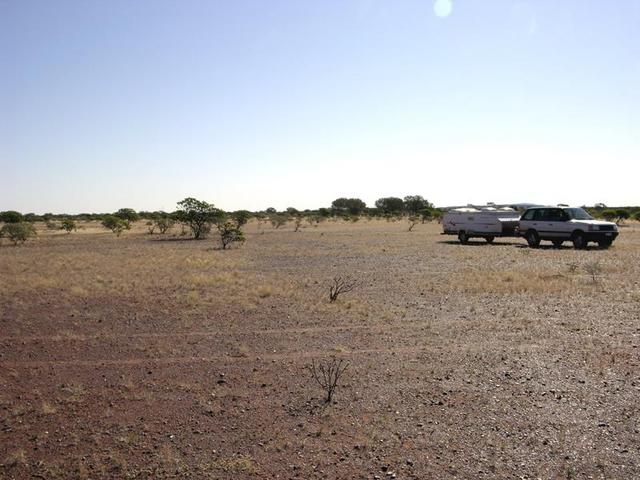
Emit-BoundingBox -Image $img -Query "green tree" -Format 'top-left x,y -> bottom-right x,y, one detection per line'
375,197 -> 404,215
153,217 -> 175,234
331,198 -> 367,216
232,210 -> 252,227
403,195 -> 433,215
217,221 -> 245,249
114,208 -> 139,223
318,208 -> 332,218
175,197 -> 224,239
614,209 -> 630,224
101,215 -> 130,236
418,207 -> 435,223
0,211 -> 23,223
0,222 -> 37,245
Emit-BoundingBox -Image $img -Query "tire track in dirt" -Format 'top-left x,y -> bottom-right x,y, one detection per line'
0,320 -> 437,343
1,345 -> 433,369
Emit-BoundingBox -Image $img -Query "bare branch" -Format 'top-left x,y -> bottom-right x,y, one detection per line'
329,275 -> 358,303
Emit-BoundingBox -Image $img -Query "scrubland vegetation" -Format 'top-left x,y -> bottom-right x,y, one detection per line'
1,200 -> 640,479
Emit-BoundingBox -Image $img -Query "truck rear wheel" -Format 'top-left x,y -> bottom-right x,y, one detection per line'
525,230 -> 540,248
458,231 -> 469,244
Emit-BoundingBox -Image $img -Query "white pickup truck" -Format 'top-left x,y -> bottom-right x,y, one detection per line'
442,206 -> 521,244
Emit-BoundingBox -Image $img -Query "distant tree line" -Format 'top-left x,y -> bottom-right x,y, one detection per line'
3,201 -> 639,246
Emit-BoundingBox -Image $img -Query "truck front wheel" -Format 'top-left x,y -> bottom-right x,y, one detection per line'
458,231 -> 469,244
572,232 -> 587,249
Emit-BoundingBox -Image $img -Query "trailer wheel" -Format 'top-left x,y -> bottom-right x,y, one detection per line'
458,231 -> 469,244
552,240 -> 563,248
525,230 -> 540,248
485,236 -> 495,244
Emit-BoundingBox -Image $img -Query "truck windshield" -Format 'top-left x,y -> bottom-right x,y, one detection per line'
565,208 -> 593,220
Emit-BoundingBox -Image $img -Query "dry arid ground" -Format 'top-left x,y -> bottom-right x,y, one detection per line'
1,219 -> 640,479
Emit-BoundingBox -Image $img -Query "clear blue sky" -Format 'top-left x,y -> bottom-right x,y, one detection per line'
1,0 -> 638,213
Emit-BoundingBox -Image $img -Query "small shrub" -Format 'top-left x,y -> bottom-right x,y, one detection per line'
329,275 -> 358,303
407,215 -> 419,232
60,218 -> 77,234
566,262 -> 579,274
294,217 -> 303,232
217,221 -> 245,249
0,222 -> 37,245
307,357 -> 349,404
101,215 -> 130,236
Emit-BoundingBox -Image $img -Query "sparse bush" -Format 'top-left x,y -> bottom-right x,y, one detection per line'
217,221 -> 245,249
146,220 -> 156,234
60,218 -> 77,234
584,261 -> 602,284
0,222 -> 37,245
329,275 -> 358,302
154,217 -> 175,234
269,214 -> 288,229
45,220 -> 59,230
407,215 -> 419,232
307,357 -> 349,404
101,215 -> 130,236
176,197 -> 224,239
294,217 -> 303,232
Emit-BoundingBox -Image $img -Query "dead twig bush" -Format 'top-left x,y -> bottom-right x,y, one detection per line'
329,275 -> 358,302
584,261 -> 602,284
307,357 -> 349,404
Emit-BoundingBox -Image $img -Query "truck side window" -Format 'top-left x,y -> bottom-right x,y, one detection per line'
547,209 -> 563,221
522,210 -> 535,220
533,209 -> 547,221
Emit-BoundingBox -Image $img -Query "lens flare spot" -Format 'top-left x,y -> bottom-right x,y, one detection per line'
434,0 -> 453,18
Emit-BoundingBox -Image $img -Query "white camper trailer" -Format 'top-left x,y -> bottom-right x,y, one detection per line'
442,206 -> 521,244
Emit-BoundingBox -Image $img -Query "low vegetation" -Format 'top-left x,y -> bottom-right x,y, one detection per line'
0,222 -> 36,245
